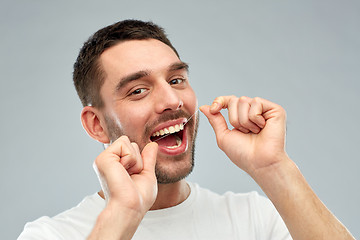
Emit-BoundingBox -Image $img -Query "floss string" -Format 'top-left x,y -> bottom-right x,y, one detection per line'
153,108 -> 199,142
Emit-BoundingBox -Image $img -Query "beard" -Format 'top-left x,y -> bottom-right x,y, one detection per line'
104,110 -> 199,184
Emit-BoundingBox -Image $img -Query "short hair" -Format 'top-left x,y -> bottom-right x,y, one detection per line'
73,19 -> 179,108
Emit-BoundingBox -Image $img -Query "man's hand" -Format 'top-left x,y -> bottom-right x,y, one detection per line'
200,95 -> 288,177
201,95 -> 354,240
94,136 -> 158,213
88,136 -> 158,240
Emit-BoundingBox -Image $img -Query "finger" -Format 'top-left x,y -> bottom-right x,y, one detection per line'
107,136 -> 141,175
93,149 -> 134,201
126,142 -> 143,175
200,105 -> 229,143
141,142 -> 158,173
248,97 -> 266,129
227,96 -> 241,129
236,125 -> 251,134
237,97 -> 261,133
255,97 -> 286,122
106,135 -> 132,157
209,95 -> 235,114
210,96 -> 259,132
94,136 -> 130,173
226,96 -> 259,133
117,137 -> 138,168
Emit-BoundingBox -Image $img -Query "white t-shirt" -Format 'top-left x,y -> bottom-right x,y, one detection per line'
18,182 -> 291,239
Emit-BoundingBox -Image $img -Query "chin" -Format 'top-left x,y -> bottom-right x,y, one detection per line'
155,150 -> 195,184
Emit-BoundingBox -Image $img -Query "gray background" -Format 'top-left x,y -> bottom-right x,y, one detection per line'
1,0 -> 359,239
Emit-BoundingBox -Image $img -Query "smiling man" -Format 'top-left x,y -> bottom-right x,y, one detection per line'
84,39 -> 198,186
18,20 -> 354,240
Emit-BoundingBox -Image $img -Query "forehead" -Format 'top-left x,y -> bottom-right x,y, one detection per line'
100,39 -> 181,78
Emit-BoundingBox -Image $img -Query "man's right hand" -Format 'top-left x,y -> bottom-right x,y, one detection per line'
88,136 -> 158,240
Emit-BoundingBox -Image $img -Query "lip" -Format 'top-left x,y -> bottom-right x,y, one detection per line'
150,118 -> 188,155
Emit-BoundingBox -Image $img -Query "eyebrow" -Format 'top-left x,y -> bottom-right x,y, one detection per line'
169,61 -> 189,72
115,70 -> 150,92
115,61 -> 189,92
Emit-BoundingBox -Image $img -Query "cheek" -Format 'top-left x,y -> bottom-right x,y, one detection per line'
184,89 -> 198,112
117,105 -> 151,135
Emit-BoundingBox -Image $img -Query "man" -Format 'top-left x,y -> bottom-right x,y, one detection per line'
19,20 -> 354,239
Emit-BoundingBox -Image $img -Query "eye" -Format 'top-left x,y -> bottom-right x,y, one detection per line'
169,78 -> 184,85
130,88 -> 146,95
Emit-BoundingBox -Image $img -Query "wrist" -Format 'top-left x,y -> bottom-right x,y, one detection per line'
248,152 -> 291,179
105,199 -> 145,224
88,201 -> 145,240
251,154 -> 299,198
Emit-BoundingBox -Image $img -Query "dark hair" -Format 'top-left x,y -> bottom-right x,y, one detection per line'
73,19 -> 179,108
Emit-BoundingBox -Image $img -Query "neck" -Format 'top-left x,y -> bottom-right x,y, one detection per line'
98,179 -> 190,210
150,179 -> 190,210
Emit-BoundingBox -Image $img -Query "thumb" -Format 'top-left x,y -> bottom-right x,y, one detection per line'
141,142 -> 158,172
200,105 -> 229,138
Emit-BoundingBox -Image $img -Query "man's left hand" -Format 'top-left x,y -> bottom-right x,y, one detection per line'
200,96 -> 288,177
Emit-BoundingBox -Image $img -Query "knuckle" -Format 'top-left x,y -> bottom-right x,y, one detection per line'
95,152 -> 104,165
214,96 -> 223,102
129,163 -> 143,174
240,119 -> 255,130
228,95 -> 237,104
131,142 -> 140,151
252,97 -> 261,103
279,105 -> 285,113
229,95 -> 238,104
249,112 -> 257,121
119,135 -> 130,142
276,105 -> 286,116
120,156 -> 134,168
239,117 -> 249,126
239,96 -> 249,103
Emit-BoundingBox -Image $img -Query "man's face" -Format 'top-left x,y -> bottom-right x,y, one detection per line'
98,39 -> 198,183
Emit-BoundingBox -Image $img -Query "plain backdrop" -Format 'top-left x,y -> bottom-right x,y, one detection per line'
1,0 -> 359,239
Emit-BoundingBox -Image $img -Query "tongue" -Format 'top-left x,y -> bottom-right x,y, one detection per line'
155,134 -> 178,147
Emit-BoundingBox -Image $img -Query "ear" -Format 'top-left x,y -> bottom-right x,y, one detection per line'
81,106 -> 110,144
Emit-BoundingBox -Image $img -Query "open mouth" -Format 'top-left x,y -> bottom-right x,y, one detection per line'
150,122 -> 185,149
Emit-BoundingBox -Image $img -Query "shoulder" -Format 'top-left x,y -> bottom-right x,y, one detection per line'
18,193 -> 105,240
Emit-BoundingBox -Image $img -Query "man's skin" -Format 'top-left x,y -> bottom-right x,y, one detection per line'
80,39 -> 354,239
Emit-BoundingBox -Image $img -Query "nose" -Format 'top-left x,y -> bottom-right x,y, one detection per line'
154,82 -> 183,113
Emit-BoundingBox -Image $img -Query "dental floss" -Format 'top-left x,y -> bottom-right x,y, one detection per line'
153,107 -> 200,142
103,108 -> 200,148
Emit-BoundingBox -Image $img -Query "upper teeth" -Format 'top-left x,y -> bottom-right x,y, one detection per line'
152,123 -> 184,137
